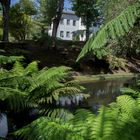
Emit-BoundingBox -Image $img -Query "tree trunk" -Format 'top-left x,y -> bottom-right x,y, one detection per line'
52,0 -> 64,48
86,24 -> 90,41
85,10 -> 91,41
0,0 -> 10,42
52,18 -> 60,39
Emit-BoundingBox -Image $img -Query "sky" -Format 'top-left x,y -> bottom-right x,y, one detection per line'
11,0 -> 72,9
11,0 -> 18,5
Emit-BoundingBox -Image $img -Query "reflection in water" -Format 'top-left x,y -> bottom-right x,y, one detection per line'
56,77 -> 138,113
80,77 -> 137,112
57,95 -> 84,106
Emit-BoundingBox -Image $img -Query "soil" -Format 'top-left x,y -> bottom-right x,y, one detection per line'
0,41 -> 139,75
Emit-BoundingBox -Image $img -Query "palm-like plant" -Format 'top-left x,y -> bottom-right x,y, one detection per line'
76,1 -> 140,61
16,81 -> 140,140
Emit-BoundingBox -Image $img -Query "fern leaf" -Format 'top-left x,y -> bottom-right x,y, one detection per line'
91,107 -> 116,140
0,55 -> 24,64
77,3 -> 140,61
29,66 -> 72,92
15,117 -> 83,140
0,87 -> 28,111
116,95 -> 136,123
11,61 -> 24,76
24,61 -> 39,75
121,87 -> 139,98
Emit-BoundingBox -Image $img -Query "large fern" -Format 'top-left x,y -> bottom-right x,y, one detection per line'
77,2 -> 140,61
0,61 -> 88,118
0,87 -> 28,111
15,117 -> 83,140
15,80 -> 140,140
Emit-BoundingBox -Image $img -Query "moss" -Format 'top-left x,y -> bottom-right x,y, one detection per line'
74,73 -> 140,83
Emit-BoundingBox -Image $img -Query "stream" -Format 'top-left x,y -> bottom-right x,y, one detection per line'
80,77 -> 139,112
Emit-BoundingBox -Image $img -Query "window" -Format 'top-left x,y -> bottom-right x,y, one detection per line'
66,31 -> 70,38
60,19 -> 64,24
60,31 -> 64,38
73,20 -> 76,26
67,19 -> 70,25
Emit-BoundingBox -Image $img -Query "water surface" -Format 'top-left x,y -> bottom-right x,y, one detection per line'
80,77 -> 138,112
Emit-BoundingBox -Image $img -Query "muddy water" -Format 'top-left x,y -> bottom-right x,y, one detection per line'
80,77 -> 138,112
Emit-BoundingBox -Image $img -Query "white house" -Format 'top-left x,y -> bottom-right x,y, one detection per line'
48,11 -> 87,41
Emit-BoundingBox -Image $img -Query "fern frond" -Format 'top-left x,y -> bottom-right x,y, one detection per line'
71,109 -> 95,139
11,61 -> 25,76
24,61 -> 39,75
15,117 -> 83,140
121,87 -> 140,98
28,80 -> 63,104
90,107 -> 116,140
0,55 -> 24,64
116,95 -> 136,122
77,3 -> 140,61
29,66 -> 72,92
0,87 -> 28,111
40,108 -> 74,120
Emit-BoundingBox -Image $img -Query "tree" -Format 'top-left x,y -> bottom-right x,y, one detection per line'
97,0 -> 140,58
38,0 -> 64,47
19,0 -> 37,16
76,1 -> 140,61
97,0 -> 137,22
72,0 -> 100,40
9,4 -> 31,41
0,0 -> 11,42
51,0 -> 64,40
37,0 -> 58,34
9,0 -> 37,41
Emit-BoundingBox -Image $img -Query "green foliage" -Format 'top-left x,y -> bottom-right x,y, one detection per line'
38,0 -> 58,25
35,32 -> 53,47
0,87 -> 28,111
9,3 -> 33,41
0,16 -> 2,40
15,117 -> 81,140
77,3 -> 140,61
19,0 -> 37,16
72,0 -> 100,39
97,0 -> 137,22
0,55 -> 24,65
15,80 -> 140,140
0,58 -> 88,117
107,55 -> 127,70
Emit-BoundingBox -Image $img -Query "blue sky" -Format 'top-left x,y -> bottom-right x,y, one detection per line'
11,0 -> 72,9
11,0 -> 18,5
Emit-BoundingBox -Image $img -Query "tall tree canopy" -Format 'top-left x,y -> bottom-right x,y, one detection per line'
38,0 -> 64,47
72,0 -> 100,40
97,0 -> 137,22
9,0 -> 37,41
38,0 -> 64,46
19,0 -> 37,16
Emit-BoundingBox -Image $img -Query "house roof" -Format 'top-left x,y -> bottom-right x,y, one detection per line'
63,11 -> 76,15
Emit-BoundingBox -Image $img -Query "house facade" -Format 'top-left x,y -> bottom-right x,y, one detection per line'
48,11 -> 86,41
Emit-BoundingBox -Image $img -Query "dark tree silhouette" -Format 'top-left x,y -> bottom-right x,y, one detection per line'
0,0 -> 11,42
